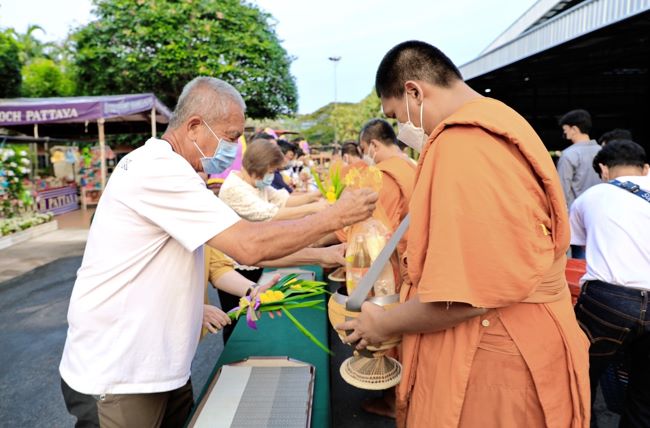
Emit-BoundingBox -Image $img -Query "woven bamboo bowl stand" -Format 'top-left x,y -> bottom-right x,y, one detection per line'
328,288 -> 402,390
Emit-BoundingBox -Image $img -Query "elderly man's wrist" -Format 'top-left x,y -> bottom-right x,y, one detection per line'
320,207 -> 343,232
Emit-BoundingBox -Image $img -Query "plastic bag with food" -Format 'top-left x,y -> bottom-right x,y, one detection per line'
342,166 -> 397,297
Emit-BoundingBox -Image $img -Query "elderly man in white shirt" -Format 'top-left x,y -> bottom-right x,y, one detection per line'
59,76 -> 377,428
570,139 -> 650,427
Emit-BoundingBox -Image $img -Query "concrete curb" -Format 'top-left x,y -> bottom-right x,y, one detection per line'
0,220 -> 59,251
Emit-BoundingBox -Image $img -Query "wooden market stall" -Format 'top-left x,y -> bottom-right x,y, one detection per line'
0,94 -> 172,208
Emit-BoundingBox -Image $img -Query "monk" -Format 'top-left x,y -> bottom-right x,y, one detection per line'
339,40 -> 590,427
358,118 -> 415,287
357,118 -> 417,418
340,141 -> 368,177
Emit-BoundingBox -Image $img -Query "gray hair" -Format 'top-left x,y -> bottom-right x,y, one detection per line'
168,76 -> 246,129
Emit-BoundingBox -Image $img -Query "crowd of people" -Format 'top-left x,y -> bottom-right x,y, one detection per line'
57,40 -> 649,428
556,108 -> 650,427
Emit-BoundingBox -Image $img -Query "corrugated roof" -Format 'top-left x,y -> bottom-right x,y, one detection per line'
461,0 -> 650,80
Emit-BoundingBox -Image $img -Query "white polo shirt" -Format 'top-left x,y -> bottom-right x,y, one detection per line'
59,138 -> 241,394
570,175 -> 650,289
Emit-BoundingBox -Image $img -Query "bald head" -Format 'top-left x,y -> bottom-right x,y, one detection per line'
375,40 -> 462,99
360,119 -> 397,147
168,76 -> 246,129
341,142 -> 362,158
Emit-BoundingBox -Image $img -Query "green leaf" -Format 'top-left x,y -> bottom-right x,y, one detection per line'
282,307 -> 333,355
311,168 -> 327,197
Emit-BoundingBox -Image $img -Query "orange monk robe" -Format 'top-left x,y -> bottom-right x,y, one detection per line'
375,157 -> 416,286
397,98 -> 590,427
340,159 -> 368,178
335,157 -> 415,287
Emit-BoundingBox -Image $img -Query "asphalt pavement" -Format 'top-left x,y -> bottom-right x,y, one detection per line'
0,256 -> 224,427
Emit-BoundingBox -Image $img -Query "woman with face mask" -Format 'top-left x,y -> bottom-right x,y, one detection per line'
218,139 -> 327,224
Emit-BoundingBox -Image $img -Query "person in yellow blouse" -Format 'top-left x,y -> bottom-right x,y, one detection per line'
202,244 -> 345,341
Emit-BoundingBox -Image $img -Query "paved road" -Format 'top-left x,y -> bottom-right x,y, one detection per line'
0,256 -> 223,427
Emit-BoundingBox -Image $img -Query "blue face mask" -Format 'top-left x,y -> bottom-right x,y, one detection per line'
194,119 -> 239,174
255,172 -> 275,189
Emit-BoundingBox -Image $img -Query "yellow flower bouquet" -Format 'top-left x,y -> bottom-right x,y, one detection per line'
227,274 -> 332,354
311,160 -> 345,203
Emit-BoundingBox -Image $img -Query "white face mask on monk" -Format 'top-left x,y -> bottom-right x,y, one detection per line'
362,143 -> 376,166
396,92 -> 428,153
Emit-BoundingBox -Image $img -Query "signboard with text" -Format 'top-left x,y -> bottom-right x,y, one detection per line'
36,185 -> 79,216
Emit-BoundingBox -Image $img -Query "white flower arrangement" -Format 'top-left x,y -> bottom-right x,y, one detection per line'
1,146 -> 36,218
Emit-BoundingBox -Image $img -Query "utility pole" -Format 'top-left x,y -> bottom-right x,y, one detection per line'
328,56 -> 341,144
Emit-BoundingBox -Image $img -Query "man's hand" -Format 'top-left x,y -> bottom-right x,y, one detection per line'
203,304 -> 231,334
330,188 -> 378,228
336,302 -> 390,350
316,244 -> 346,268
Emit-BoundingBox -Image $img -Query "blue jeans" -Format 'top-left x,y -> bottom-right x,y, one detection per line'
575,280 -> 650,428
571,245 -> 586,260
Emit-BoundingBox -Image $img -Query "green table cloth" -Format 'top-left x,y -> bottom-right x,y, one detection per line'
194,266 -> 330,428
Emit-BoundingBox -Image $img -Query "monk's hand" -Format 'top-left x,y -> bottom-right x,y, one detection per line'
318,243 -> 346,268
336,302 -> 389,350
331,188 -> 378,228
203,304 -> 231,334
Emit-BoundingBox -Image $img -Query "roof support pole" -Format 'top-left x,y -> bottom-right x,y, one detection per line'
98,118 -> 106,190
32,124 -> 39,177
151,107 -> 157,137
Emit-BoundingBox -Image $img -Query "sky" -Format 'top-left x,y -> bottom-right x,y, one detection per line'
0,0 -> 538,114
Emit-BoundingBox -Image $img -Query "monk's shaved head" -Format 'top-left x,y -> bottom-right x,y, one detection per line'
375,40 -> 462,99
360,119 -> 397,147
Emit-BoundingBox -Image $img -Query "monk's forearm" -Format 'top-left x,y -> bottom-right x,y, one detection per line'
380,296 -> 487,337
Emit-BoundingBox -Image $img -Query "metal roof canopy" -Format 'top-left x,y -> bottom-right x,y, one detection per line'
461,0 -> 650,81
480,0 -> 580,55
464,10 -> 649,151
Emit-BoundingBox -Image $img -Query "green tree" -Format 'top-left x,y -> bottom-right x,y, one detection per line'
9,25 -> 55,63
21,58 -> 76,97
0,30 -> 22,97
296,92 -> 383,145
73,0 -> 297,118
